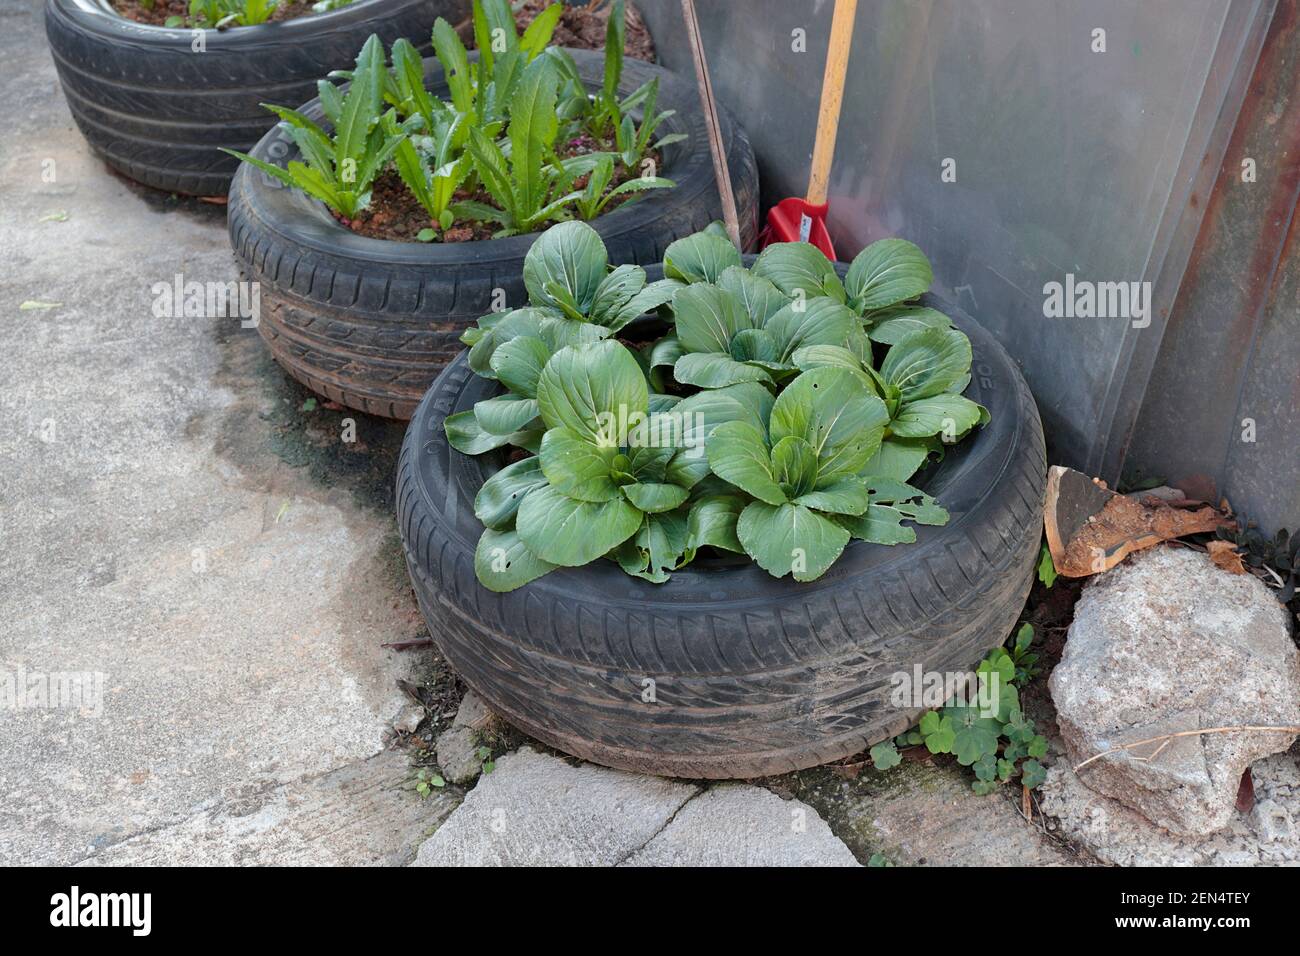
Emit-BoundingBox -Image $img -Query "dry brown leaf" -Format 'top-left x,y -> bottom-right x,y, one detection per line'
1045,467 -> 1233,578
1207,540 -> 1247,575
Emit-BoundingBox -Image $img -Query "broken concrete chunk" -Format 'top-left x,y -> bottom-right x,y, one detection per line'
413,748 -> 699,866
434,726 -> 484,785
1050,546 -> 1300,836
412,748 -> 860,867
434,691 -> 501,785
451,690 -> 497,734
620,784 -> 859,867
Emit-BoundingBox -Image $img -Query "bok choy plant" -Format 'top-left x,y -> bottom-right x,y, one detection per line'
447,222 -> 986,592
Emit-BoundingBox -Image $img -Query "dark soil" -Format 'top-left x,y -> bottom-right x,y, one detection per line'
473,0 -> 657,61
335,171 -> 496,242
113,0 -> 321,27
337,139 -> 659,243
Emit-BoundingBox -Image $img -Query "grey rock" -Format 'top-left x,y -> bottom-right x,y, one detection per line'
412,748 -> 699,866
1041,747 -> 1300,865
1253,798 -> 1295,845
621,784 -> 859,867
434,691 -> 499,785
435,727 -> 485,785
1050,546 -> 1299,836
393,704 -> 425,735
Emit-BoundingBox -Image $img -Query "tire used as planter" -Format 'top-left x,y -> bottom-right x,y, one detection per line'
227,48 -> 759,420
44,0 -> 465,196
397,280 -> 1047,779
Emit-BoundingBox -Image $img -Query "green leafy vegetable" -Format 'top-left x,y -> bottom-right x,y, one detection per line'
446,224 -> 986,591
225,1 -> 678,241
222,36 -> 406,218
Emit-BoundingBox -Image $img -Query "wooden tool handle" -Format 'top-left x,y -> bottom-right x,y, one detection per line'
807,0 -> 858,206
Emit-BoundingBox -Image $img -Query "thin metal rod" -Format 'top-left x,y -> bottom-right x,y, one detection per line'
680,0 -> 741,249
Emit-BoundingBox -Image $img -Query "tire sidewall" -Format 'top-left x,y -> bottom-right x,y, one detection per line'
48,0 -> 419,51
46,0 -> 463,194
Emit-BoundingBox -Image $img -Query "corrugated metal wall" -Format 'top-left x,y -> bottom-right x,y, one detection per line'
1126,0 -> 1299,532
637,0 -> 1297,532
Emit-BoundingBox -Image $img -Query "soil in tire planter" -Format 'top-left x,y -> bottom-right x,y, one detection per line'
111,0 -> 320,26
467,0 -> 656,61
335,141 -> 661,242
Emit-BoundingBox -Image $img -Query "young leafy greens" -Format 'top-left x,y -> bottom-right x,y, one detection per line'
163,0 -> 350,29
228,0 -> 678,238
222,35 -> 412,219
448,222 -> 988,591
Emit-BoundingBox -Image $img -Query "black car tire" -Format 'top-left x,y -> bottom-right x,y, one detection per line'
45,0 -> 465,196
396,283 -> 1046,779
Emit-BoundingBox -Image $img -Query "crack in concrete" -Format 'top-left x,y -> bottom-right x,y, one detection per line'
612,784 -> 707,865
66,745 -> 419,866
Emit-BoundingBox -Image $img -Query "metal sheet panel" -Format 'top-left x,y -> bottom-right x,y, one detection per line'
1128,0 -> 1300,531
638,0 -> 1274,489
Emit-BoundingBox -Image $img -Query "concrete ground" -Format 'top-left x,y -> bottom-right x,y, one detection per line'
0,0 -> 455,864
0,0 -> 1078,867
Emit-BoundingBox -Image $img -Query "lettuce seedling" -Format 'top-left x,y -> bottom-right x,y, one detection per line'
223,35 -> 410,218
186,0 -> 284,28
460,57 -> 585,235
390,104 -> 471,234
418,1 -> 560,137
612,76 -> 688,172
572,155 -> 675,221
579,2 -> 686,173
226,0 -> 679,236
462,54 -> 675,236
